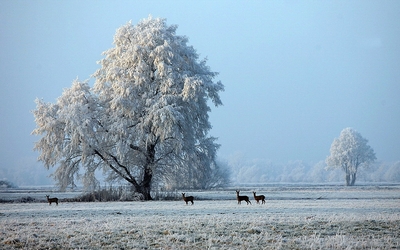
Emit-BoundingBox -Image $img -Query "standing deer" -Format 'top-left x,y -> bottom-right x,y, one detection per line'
46,195 -> 59,206
182,193 -> 194,205
236,190 -> 251,205
253,191 -> 266,204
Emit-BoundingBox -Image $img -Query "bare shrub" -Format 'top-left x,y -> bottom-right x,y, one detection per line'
71,186 -> 135,202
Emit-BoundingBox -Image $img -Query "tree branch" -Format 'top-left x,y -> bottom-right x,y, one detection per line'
129,144 -> 146,157
94,149 -> 139,189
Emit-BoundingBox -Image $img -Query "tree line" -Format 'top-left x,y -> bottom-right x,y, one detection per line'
228,157 -> 400,185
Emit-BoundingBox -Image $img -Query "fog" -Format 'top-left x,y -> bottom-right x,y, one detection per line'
1,1 -> 399,186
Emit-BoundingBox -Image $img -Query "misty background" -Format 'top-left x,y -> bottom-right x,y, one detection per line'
1,1 -> 399,187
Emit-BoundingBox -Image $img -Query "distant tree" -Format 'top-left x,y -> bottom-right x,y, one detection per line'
286,161 -> 308,182
306,161 -> 328,183
165,158 -> 230,190
0,180 -> 17,188
207,159 -> 231,188
384,161 -> 400,182
326,128 -> 376,186
32,17 -> 224,200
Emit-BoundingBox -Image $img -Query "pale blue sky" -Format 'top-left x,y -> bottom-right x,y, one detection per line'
1,1 -> 399,184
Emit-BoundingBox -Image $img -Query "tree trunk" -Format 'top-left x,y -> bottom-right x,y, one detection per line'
139,166 -> 153,200
345,173 -> 351,186
136,186 -> 152,200
350,173 -> 356,186
135,143 -> 156,201
345,172 -> 357,186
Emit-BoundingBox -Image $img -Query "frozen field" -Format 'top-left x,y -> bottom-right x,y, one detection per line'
1,186 -> 399,249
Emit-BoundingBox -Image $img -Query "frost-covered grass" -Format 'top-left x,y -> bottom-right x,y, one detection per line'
1,188 -> 399,249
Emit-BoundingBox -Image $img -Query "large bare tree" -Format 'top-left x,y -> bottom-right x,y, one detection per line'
32,17 -> 224,200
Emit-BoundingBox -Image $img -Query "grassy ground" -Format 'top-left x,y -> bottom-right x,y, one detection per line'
1,189 -> 399,249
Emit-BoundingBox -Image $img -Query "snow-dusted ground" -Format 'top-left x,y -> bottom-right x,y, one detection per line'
1,186 -> 399,249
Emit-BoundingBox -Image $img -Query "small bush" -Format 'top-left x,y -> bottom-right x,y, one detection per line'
70,186 -> 136,202
16,196 -> 37,203
152,189 -> 179,201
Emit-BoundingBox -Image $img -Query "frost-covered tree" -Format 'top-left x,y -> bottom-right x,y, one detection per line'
326,128 -> 376,186
306,161 -> 328,183
384,161 -> 400,182
32,17 -> 224,200
163,158 -> 230,190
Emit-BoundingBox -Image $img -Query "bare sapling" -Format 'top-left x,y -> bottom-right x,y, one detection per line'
46,195 -> 59,206
182,193 -> 194,205
253,191 -> 266,204
236,190 -> 251,205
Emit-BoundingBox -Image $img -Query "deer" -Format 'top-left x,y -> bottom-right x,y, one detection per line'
236,190 -> 251,205
253,191 -> 266,204
182,193 -> 194,205
46,195 -> 59,206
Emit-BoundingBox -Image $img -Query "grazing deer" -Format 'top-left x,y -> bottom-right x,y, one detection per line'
253,191 -> 266,204
182,193 -> 194,205
236,190 -> 251,205
46,195 -> 58,206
